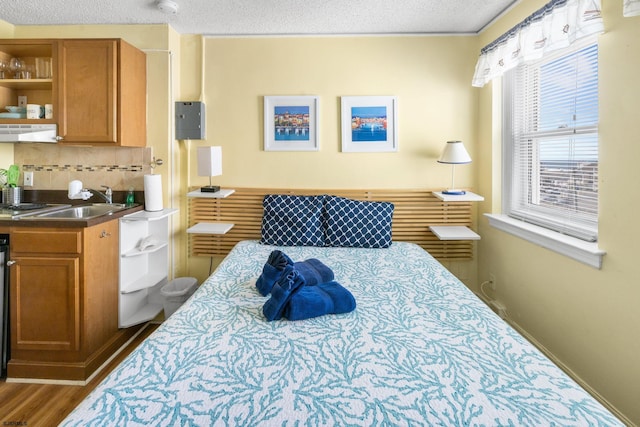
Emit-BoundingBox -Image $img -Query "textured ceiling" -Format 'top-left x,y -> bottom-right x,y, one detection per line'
0,0 -> 518,36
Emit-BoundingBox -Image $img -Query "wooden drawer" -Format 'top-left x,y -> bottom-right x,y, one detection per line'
11,228 -> 82,254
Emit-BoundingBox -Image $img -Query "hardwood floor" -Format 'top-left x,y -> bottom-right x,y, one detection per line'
0,322 -> 159,427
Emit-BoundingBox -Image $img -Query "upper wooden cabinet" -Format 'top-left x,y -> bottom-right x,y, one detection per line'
0,38 -> 147,147
57,39 -> 146,146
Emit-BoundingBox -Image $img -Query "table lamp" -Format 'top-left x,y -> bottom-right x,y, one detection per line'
437,140 -> 471,195
197,146 -> 222,193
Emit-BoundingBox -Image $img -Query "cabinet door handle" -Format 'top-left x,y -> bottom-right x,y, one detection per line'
100,230 -> 111,238
6,260 -> 16,266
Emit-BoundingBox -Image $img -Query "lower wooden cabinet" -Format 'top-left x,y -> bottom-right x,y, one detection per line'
8,221 -> 141,381
12,256 -> 80,352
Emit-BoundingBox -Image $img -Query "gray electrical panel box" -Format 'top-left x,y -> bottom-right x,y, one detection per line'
175,102 -> 205,140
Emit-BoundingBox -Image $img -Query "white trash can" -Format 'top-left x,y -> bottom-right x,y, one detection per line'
161,277 -> 198,318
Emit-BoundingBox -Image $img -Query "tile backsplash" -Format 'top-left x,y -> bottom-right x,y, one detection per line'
14,144 -> 153,191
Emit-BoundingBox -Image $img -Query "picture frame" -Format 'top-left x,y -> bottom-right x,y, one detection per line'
341,96 -> 398,152
264,96 -> 319,151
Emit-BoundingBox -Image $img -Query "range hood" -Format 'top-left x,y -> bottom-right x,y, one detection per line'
0,124 -> 58,143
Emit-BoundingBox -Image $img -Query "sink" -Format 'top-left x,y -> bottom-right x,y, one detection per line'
24,203 -> 130,220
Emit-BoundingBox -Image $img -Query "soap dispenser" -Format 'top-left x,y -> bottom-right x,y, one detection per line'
126,187 -> 135,206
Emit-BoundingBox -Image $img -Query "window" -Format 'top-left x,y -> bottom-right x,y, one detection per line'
503,38 -> 599,242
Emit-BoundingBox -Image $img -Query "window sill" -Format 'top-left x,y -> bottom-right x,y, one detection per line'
484,214 -> 605,269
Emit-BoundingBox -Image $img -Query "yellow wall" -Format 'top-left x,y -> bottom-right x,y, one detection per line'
191,36 -> 478,190
476,1 -> 640,424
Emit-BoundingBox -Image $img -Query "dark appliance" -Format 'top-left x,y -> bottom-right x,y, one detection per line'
0,233 -> 8,378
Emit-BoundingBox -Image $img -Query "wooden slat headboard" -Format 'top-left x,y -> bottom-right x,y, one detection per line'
188,188 -> 475,260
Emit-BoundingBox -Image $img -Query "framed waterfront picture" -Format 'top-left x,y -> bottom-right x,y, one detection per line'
264,96 -> 319,151
341,96 -> 398,152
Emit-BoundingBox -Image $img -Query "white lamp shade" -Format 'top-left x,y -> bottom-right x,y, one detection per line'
197,146 -> 222,177
437,140 -> 472,164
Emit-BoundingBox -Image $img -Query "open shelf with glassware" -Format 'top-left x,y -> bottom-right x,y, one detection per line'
0,40 -> 55,123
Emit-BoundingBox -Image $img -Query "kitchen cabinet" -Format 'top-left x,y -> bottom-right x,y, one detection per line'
0,38 -> 146,147
119,208 -> 177,328
57,39 -> 146,146
0,39 -> 56,123
8,221 -> 141,381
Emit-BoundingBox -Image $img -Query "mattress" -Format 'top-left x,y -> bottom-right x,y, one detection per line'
62,241 -> 621,426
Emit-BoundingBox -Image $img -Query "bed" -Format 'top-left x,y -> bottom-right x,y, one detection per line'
62,238 -> 621,425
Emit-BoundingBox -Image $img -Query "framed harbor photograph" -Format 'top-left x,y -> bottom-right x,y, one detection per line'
341,96 -> 398,152
264,96 -> 319,151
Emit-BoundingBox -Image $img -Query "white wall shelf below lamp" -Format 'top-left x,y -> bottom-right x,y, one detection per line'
438,140 -> 472,195
186,222 -> 234,235
429,225 -> 480,240
197,146 -> 222,193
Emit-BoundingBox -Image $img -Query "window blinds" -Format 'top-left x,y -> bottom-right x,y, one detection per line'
506,41 -> 599,241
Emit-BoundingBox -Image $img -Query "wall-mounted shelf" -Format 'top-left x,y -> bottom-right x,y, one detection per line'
433,191 -> 484,202
187,222 -> 234,235
187,189 -> 236,238
430,191 -> 483,241
430,225 -> 481,240
187,189 -> 235,198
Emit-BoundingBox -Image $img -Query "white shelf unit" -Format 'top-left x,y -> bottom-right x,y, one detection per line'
431,191 -> 484,241
187,188 -> 235,235
119,208 -> 177,328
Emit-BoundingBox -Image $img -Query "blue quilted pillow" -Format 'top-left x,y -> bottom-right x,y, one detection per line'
323,196 -> 394,248
260,194 -> 325,246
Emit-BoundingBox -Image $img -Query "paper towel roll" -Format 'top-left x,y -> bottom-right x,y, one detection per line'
144,174 -> 163,212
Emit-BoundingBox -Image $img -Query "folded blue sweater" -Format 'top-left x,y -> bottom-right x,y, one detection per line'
256,250 -> 334,296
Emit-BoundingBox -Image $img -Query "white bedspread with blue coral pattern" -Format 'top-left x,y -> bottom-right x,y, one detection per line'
62,241 -> 621,426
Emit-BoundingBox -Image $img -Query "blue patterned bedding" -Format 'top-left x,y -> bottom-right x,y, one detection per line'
62,241 -> 620,426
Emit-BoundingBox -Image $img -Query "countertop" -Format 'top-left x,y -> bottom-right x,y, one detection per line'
0,204 -> 144,229
0,189 -> 145,230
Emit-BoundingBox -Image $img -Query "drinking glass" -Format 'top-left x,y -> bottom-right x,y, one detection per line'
9,57 -> 25,79
0,59 -> 7,79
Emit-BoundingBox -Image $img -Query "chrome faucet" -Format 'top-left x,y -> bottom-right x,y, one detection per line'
88,185 -> 113,204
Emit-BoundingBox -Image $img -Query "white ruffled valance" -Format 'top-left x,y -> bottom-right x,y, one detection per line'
472,0 -> 603,88
624,0 -> 640,16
